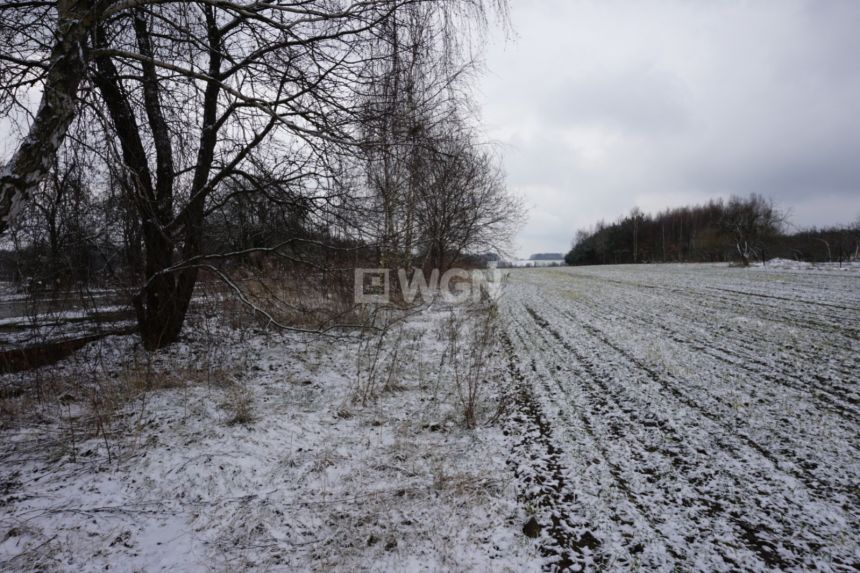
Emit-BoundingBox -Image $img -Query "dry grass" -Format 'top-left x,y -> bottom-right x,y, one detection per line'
439,300 -> 503,429
0,263 -> 376,467
197,265 -> 370,331
0,337 -> 242,466
224,382 -> 254,426
349,293 -> 506,433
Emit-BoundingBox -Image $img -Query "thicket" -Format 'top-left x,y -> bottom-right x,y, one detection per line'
565,194 -> 859,266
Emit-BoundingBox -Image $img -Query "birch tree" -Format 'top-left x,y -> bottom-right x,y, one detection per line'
1,0 -> 507,348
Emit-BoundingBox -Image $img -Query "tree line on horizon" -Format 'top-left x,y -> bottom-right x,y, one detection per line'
565,194 -> 860,267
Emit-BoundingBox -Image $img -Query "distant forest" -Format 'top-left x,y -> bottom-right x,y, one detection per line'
565,194 -> 860,266
529,253 -> 564,261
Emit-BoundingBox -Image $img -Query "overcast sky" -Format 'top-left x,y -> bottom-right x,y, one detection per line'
477,0 -> 860,258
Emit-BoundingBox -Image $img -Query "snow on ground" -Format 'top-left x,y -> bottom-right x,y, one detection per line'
0,306 -> 128,328
0,287 -> 134,347
2,262 -> 858,572
0,304 -> 538,572
0,311 -> 135,348
749,258 -> 860,273
498,263 -> 859,571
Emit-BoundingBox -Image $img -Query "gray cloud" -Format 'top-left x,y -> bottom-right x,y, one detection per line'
479,0 -> 860,257
541,65 -> 691,135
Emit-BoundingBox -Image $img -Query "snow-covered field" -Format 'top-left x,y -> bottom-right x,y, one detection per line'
499,263 -> 859,571
1,263 -> 858,572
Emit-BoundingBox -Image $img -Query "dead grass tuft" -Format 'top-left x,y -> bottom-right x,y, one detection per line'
224,383 -> 254,426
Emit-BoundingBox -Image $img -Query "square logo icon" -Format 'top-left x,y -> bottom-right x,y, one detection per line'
354,268 -> 390,304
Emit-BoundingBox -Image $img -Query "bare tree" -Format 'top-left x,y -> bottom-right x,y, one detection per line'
0,0 -> 99,234
417,128 -> 522,270
359,2 -> 485,271
721,194 -> 784,266
1,0 -> 507,348
630,207 -> 643,263
356,2 -> 520,276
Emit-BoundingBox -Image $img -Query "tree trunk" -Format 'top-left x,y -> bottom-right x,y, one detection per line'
134,243 -> 181,350
0,0 -> 96,234
132,7 -> 221,350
